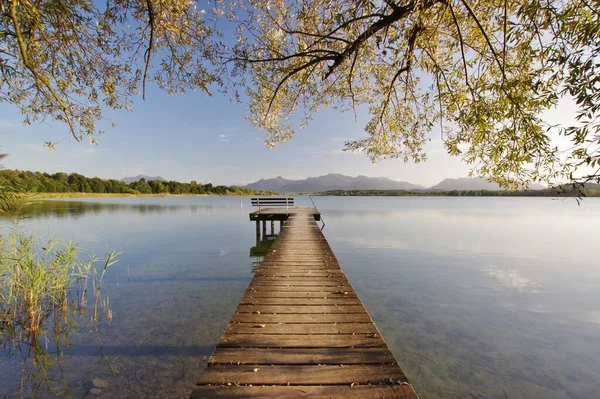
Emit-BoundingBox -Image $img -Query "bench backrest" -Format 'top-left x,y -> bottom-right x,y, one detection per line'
251,197 -> 294,210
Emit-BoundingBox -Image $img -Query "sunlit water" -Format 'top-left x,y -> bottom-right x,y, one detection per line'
1,196 -> 599,398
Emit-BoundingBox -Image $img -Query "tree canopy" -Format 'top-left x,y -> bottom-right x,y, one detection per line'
1,0 -> 599,187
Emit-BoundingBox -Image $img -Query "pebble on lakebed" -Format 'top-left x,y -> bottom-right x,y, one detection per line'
92,378 -> 108,389
88,378 -> 109,395
88,388 -> 103,395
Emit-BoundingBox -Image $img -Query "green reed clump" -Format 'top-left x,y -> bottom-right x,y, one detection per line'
0,229 -> 119,358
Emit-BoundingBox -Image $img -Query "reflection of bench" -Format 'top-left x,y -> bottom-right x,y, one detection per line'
251,197 -> 294,212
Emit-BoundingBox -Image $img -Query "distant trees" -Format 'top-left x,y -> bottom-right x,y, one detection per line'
0,170 -> 263,195
130,178 -> 152,194
320,187 -> 600,197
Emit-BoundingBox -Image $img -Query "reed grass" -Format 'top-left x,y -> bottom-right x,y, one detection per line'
0,230 -> 119,356
0,182 -> 120,397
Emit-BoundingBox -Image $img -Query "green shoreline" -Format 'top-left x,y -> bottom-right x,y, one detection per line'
27,192 -> 259,199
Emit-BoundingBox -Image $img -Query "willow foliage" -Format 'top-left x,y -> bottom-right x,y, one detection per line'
222,0 -> 600,187
1,0 -> 599,186
0,0 -> 216,146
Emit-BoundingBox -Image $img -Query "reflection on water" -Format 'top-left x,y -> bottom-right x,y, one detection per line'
0,196 -> 599,398
484,265 -> 541,293
249,235 -> 277,271
19,200 -> 237,220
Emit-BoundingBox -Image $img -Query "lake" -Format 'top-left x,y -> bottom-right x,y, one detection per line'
1,196 -> 599,398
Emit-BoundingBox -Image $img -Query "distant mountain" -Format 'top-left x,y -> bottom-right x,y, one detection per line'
429,177 -> 546,191
242,174 -> 424,193
121,174 -> 165,184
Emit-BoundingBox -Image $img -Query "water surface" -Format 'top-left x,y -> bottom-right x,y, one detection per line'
1,196 -> 598,398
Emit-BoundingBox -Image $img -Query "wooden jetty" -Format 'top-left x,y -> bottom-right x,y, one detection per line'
191,205 -> 419,398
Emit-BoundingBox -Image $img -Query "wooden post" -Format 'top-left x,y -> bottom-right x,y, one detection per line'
256,221 -> 260,239
279,220 -> 283,230
270,220 -> 275,235
262,220 -> 266,237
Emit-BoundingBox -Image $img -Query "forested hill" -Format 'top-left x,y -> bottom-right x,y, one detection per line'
0,169 -> 270,195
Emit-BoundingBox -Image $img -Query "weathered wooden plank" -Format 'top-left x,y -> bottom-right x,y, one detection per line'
225,322 -> 378,334
236,305 -> 365,314
230,313 -> 373,323
257,264 -> 339,268
256,268 -> 341,272
257,264 -> 340,268
252,276 -> 347,280
197,365 -> 407,385
191,385 -> 419,399
249,281 -> 349,287
218,334 -> 385,348
254,272 -> 345,277
240,297 -> 362,305
246,286 -> 353,293
241,291 -> 358,298
208,347 -> 397,365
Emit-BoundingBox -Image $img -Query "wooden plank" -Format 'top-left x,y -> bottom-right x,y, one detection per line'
197,365 -> 407,385
225,323 -> 378,335
248,282 -> 350,288
241,291 -> 358,298
246,286 -> 353,293
191,385 -> 419,399
231,313 -> 373,323
236,305 -> 365,314
257,263 -> 339,267
255,270 -> 344,274
254,272 -> 344,277
218,334 -> 385,348
209,347 -> 396,365
254,270 -> 342,274
250,277 -> 348,282
240,297 -> 362,305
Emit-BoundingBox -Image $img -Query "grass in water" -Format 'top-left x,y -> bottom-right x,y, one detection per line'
0,183 -> 120,397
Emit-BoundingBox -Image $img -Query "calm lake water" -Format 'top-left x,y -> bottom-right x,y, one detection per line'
1,196 -> 599,398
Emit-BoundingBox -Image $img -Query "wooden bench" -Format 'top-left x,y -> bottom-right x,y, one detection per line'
251,197 -> 294,212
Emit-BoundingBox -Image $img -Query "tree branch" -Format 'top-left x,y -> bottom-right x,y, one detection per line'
142,0 -> 155,100
322,1 -> 440,80
9,0 -> 78,140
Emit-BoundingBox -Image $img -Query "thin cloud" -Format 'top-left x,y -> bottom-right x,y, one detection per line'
216,133 -> 229,142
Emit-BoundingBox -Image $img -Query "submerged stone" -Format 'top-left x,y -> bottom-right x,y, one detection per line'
92,378 -> 108,389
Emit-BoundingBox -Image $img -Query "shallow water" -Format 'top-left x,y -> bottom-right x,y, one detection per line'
1,196 -> 599,398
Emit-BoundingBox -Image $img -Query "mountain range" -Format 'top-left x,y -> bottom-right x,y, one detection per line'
241,174 -> 425,193
121,174 -> 165,184
241,174 -> 546,193
430,177 -> 546,191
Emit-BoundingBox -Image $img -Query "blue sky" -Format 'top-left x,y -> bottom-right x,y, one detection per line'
0,80 -> 581,187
